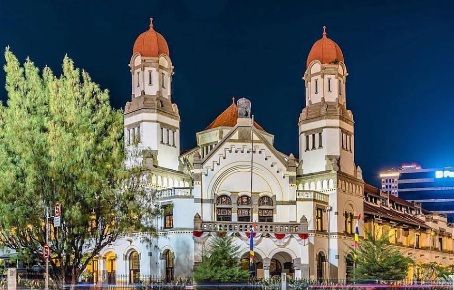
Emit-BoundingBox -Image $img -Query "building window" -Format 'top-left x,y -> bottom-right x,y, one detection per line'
339,79 -> 342,95
216,195 -> 232,221
161,127 -> 164,143
415,234 -> 420,249
237,196 -> 252,222
315,79 -> 318,94
137,72 -> 140,87
162,72 -> 166,89
344,212 -> 353,234
316,208 -> 324,231
127,129 -> 131,145
305,134 -> 310,151
167,128 -> 170,145
439,237 -> 443,251
258,196 -> 273,222
163,204 -> 173,229
172,130 -> 175,147
318,132 -> 323,148
148,70 -> 153,85
312,134 -> 316,150
328,78 -> 331,92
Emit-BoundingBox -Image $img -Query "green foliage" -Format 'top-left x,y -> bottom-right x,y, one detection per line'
350,231 -> 413,281
416,262 -> 453,281
193,235 -> 249,283
0,49 -> 156,284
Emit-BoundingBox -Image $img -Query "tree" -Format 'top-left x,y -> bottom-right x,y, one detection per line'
416,262 -> 452,281
193,235 -> 249,283
0,49 -> 156,287
350,231 -> 413,282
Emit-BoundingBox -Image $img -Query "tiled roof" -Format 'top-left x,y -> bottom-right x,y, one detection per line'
307,27 -> 344,67
206,102 -> 263,130
364,202 -> 428,229
133,19 -> 169,57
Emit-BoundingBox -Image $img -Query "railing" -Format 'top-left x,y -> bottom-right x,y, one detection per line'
155,187 -> 193,199
201,221 -> 306,234
297,190 -> 329,203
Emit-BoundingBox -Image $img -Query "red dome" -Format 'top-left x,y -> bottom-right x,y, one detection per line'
133,18 -> 169,57
306,27 -> 344,67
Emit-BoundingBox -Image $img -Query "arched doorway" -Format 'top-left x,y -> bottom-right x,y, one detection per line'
270,252 -> 294,278
163,250 -> 174,282
345,254 -> 354,283
128,251 -> 140,284
240,252 -> 263,278
316,251 -> 326,282
104,252 -> 116,284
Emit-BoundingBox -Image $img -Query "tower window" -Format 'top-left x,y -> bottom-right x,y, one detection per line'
305,134 -> 309,151
328,78 -> 331,92
137,72 -> 140,87
162,72 -> 166,89
161,127 -> 164,143
318,132 -> 323,148
316,208 -> 324,231
149,70 -> 152,85
167,129 -> 170,145
312,134 -> 316,150
315,79 -> 318,94
339,79 -> 342,95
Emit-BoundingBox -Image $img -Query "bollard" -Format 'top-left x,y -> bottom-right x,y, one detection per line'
281,273 -> 287,290
7,268 -> 17,290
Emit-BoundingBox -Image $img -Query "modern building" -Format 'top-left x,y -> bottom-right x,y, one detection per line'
84,20 -> 454,285
380,164 -> 454,222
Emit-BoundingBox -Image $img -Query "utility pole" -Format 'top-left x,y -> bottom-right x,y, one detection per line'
45,206 -> 49,290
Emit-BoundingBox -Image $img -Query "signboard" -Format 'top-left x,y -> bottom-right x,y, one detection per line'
43,245 -> 50,259
435,170 -> 454,179
54,216 -> 61,227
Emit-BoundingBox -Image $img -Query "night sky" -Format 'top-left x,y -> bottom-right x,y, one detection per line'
1,0 -> 454,185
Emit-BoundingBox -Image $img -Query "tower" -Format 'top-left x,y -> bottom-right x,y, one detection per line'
124,18 -> 180,170
298,26 -> 355,176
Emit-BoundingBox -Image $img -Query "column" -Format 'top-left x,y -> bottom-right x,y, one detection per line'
263,258 -> 271,280
293,258 -> 302,280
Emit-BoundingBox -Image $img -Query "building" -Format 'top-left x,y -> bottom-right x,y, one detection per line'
85,20 -> 454,284
380,164 -> 454,222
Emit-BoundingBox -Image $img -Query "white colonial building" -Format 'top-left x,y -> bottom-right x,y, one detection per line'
86,20 -> 366,284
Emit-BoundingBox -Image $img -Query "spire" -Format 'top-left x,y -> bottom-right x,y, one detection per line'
149,17 -> 154,29
322,26 -> 327,37
232,96 -> 236,104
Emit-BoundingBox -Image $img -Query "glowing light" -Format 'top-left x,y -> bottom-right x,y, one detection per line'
435,170 -> 454,178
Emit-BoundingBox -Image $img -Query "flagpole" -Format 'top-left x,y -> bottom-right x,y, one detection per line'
249,114 -> 255,277
250,115 -> 254,204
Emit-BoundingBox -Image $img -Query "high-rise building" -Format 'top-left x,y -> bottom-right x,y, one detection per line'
380,164 -> 454,222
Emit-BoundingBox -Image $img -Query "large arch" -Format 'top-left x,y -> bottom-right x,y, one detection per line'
270,251 -> 294,278
316,251 -> 327,282
207,161 -> 285,201
127,250 -> 140,284
103,251 -> 117,284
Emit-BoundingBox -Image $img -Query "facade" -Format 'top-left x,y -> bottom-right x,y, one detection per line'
380,164 -> 454,222
85,21 -> 454,284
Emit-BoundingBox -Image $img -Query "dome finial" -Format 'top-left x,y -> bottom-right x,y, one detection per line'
322,26 -> 327,37
232,97 -> 236,104
149,17 -> 154,29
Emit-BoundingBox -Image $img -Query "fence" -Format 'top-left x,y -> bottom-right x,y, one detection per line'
2,276 -> 454,290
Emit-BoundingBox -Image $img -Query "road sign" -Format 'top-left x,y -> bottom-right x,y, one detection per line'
54,216 -> 61,227
43,245 -> 50,259
54,203 -> 61,217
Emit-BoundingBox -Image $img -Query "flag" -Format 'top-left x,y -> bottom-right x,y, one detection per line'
354,214 -> 361,245
249,223 -> 256,273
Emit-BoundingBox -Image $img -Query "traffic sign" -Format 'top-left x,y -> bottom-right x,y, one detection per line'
54,203 -> 61,217
43,245 -> 50,259
54,216 -> 61,227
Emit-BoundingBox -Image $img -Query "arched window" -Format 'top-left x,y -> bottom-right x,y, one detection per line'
258,196 -> 273,222
164,250 -> 174,282
128,251 -> 140,284
216,195 -> 232,221
344,211 -> 354,234
237,196 -> 251,222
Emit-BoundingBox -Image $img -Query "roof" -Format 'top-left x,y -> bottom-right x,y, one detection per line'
307,26 -> 344,67
206,101 -> 263,130
133,18 -> 169,57
364,202 -> 428,229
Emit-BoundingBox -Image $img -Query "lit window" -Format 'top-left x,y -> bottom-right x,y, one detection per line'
316,208 -> 324,231
163,205 -> 173,229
